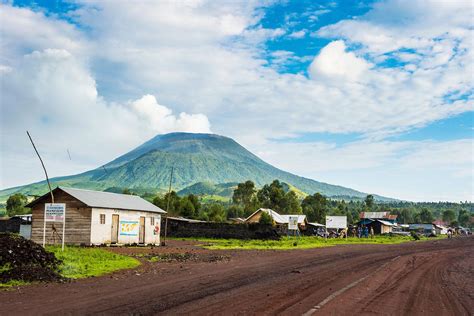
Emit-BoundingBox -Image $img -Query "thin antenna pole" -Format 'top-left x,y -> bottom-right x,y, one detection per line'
163,166 -> 174,246
27,131 -> 54,203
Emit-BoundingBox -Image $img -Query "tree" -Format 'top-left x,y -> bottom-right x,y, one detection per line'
227,205 -> 245,219
205,204 -> 226,222
259,211 -> 273,225
458,209 -> 470,227
302,193 -> 327,223
6,193 -> 29,216
187,194 -> 201,213
418,208 -> 434,223
400,208 -> 414,224
257,180 -> 286,212
282,191 -> 302,214
442,210 -> 456,224
364,195 -> 375,210
232,181 -> 257,212
179,197 -> 196,218
152,191 -> 181,215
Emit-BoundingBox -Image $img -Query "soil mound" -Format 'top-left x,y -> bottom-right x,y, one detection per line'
0,233 -> 64,283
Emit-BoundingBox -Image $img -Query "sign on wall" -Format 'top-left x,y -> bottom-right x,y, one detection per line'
325,216 -> 347,229
288,216 -> 299,230
120,220 -> 139,236
45,203 -> 66,222
43,203 -> 66,250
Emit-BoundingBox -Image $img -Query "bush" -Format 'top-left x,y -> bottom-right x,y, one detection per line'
259,212 -> 273,225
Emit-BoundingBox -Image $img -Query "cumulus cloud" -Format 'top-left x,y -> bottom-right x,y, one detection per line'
255,139 -> 473,201
0,48 -> 211,187
309,40 -> 371,81
0,0 -> 472,200
288,30 -> 306,39
130,95 -> 211,134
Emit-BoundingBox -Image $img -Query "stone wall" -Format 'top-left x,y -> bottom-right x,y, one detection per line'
163,219 -> 280,240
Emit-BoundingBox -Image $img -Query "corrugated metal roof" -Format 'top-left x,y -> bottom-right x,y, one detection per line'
59,187 -> 165,213
245,208 -> 306,224
308,222 -> 325,227
377,219 -> 395,226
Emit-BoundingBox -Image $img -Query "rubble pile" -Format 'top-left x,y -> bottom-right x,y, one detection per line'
0,233 -> 64,283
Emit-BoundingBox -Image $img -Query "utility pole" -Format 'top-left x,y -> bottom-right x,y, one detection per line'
27,131 -> 54,203
162,166 -> 174,246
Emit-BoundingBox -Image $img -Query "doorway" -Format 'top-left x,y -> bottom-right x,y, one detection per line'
111,214 -> 119,243
139,216 -> 145,244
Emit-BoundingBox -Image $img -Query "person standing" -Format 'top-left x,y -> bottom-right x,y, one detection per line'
370,226 -> 374,239
357,226 -> 362,238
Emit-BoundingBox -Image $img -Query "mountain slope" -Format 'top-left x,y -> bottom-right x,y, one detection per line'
0,133 -> 391,201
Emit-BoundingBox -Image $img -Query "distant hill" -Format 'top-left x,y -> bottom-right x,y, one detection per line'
0,132 -> 393,201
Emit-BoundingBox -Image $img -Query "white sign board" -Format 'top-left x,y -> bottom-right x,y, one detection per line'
325,216 -> 347,229
288,216 -> 299,230
43,203 -> 66,251
120,220 -> 139,236
45,203 -> 66,222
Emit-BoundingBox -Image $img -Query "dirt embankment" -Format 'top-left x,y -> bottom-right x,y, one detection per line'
0,237 -> 472,316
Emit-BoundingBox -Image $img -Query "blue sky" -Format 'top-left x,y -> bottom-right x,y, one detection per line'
1,0 -> 472,201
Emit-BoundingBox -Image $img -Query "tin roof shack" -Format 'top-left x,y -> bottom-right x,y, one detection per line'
358,219 -> 395,235
245,208 -> 307,233
409,224 -> 437,236
358,212 -> 397,235
27,187 -> 165,246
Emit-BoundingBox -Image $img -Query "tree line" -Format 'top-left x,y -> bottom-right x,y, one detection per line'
3,180 -> 473,228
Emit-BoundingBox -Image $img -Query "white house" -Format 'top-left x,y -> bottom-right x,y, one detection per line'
28,187 -> 166,245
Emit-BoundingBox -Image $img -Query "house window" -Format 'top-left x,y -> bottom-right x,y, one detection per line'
100,214 -> 106,224
150,217 -> 155,226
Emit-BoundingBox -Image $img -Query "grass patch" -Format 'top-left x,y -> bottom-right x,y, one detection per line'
47,246 -> 140,279
0,280 -> 29,289
177,235 -> 441,250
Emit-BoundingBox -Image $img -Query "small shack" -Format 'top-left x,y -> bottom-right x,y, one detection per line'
409,224 -> 437,236
27,187 -> 165,245
245,208 -> 307,233
0,214 -> 32,239
358,212 -> 397,235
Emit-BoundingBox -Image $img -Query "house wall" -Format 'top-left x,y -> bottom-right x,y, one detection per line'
30,190 -> 92,245
90,208 -> 161,245
381,224 -> 392,234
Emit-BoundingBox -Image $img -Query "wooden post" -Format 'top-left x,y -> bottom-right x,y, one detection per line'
163,167 -> 174,246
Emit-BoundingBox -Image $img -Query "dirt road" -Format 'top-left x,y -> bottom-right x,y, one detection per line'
1,237 -> 472,315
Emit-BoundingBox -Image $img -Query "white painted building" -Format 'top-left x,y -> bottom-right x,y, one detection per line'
28,187 -> 166,245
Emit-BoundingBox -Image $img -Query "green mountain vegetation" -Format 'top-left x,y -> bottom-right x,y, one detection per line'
0,132 -> 391,202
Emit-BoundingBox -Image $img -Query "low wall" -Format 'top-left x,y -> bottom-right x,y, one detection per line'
0,217 -> 22,234
163,219 -> 280,240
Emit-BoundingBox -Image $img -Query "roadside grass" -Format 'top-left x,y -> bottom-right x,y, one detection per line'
175,235 -> 444,250
47,246 -> 140,279
0,280 -> 29,289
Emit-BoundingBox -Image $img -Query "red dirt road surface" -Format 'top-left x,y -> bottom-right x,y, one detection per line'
1,237 -> 472,315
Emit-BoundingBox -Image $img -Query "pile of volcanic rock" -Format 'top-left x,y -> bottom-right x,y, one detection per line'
0,233 -> 64,283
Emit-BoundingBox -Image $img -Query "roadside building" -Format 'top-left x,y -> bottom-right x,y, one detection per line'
0,214 -> 32,239
245,208 -> 307,232
27,187 -> 165,245
358,212 -> 397,235
409,224 -> 437,236
245,208 -> 307,226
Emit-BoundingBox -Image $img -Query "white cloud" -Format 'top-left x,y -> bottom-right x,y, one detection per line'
288,29 -> 306,39
0,49 -> 211,188
0,0 -> 472,201
130,95 -> 211,134
309,40 -> 371,81
254,139 -> 473,201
